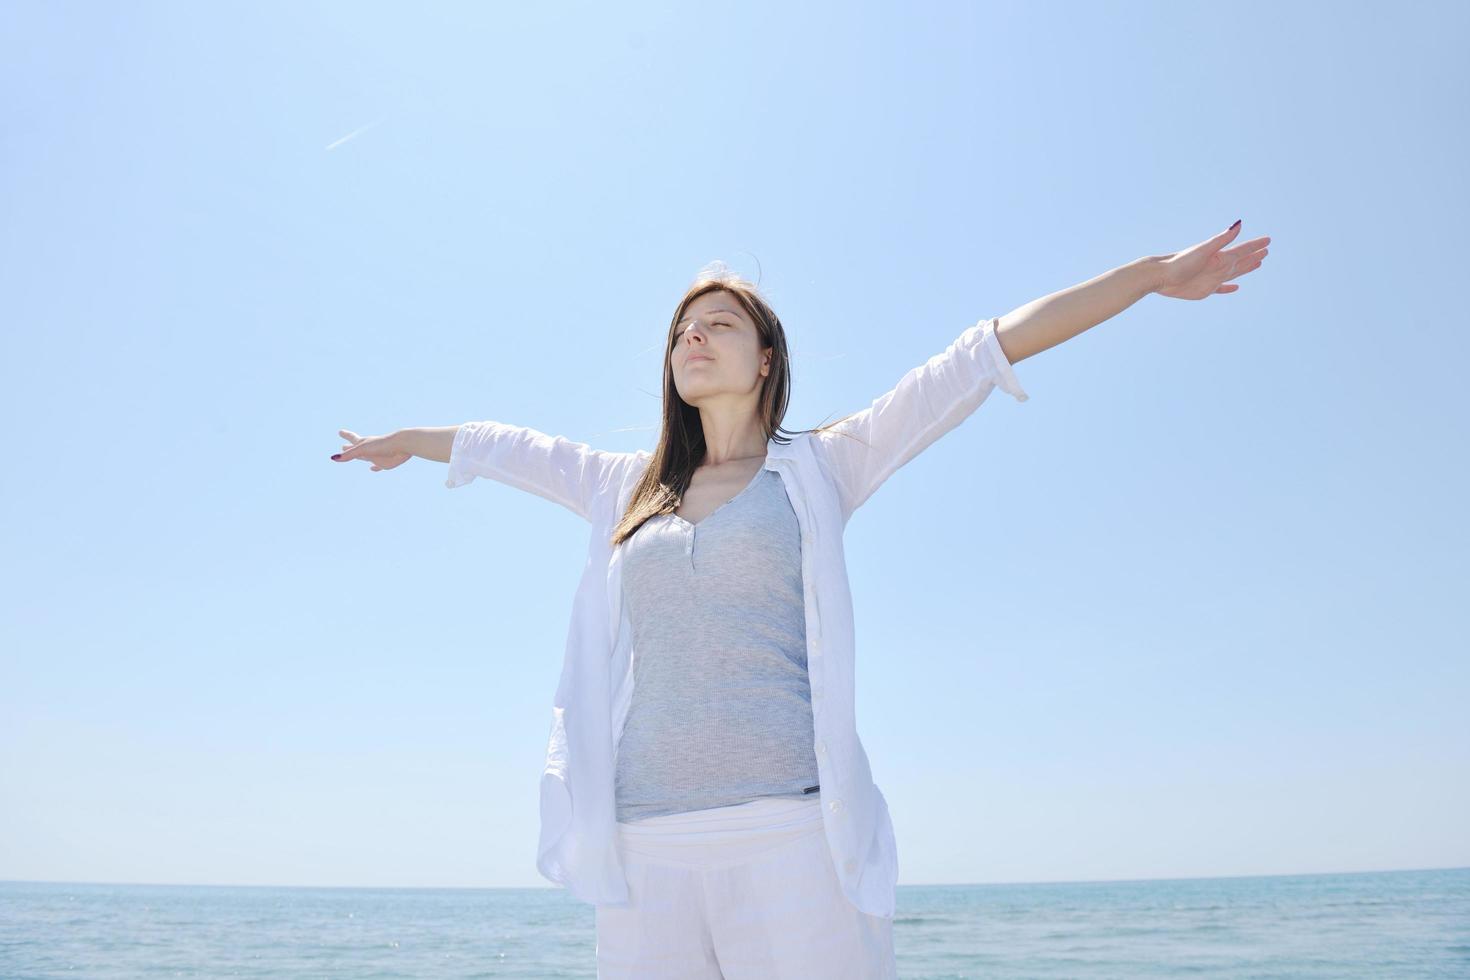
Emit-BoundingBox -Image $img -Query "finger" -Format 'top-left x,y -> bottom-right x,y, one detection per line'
1192,226 -> 1239,259
1201,221 -> 1243,254
1223,255 -> 1264,282
1220,253 -> 1264,279
338,429 -> 363,443
1221,239 -> 1269,259
1215,284 -> 1240,293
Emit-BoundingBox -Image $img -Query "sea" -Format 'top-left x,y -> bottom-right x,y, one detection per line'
2,867 -> 1466,978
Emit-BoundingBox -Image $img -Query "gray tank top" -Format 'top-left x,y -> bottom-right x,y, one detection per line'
613,466 -> 822,823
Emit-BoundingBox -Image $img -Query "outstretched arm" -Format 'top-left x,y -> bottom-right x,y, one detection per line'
439,421 -> 635,522
815,220 -> 1270,523
812,315 -> 1030,524
997,220 -> 1270,363
331,422 -> 635,523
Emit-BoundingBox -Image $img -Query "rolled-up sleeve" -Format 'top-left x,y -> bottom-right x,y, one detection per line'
444,420 -> 634,522
444,421 -> 485,491
813,316 -> 1028,523
978,316 -> 1028,403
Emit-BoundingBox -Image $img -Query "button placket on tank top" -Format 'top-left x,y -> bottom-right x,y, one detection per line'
670,466 -> 765,573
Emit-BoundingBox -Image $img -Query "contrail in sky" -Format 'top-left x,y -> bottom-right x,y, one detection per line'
325,116 -> 386,152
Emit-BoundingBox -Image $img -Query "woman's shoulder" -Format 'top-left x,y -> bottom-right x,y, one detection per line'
609,448 -> 654,487
629,449 -> 654,480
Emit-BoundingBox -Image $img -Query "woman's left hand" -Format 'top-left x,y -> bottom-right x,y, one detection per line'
1151,221 -> 1271,300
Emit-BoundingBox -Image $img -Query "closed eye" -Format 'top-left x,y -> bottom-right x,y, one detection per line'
674,321 -> 733,345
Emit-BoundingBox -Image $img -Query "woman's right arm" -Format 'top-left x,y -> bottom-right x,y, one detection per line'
331,422 -> 637,522
397,425 -> 458,463
440,421 -> 636,520
328,426 -> 453,469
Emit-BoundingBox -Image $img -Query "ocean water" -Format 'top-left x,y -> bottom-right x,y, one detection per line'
2,867 -> 1466,978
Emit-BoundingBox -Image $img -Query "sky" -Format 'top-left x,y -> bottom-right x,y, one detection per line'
2,1 -> 1465,891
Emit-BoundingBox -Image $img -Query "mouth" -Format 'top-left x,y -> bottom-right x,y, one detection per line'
686,355 -> 714,363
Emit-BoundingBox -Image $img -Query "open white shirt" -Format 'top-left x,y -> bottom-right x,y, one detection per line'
445,315 -> 1028,918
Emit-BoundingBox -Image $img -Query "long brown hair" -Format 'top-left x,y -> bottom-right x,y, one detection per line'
610,262 -> 851,547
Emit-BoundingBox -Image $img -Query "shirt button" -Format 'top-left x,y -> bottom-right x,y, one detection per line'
844,857 -> 858,874
816,741 -> 827,756
828,798 -> 844,814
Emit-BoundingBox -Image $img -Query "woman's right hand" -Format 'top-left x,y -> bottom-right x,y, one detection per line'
330,429 -> 413,472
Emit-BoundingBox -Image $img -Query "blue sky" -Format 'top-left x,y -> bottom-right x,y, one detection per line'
2,1 -> 1465,890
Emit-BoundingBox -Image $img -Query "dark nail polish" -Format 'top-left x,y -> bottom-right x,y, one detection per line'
331,454 -> 341,460
1230,219 -> 1241,230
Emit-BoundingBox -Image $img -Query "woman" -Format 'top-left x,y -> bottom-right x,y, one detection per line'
331,221 -> 1269,978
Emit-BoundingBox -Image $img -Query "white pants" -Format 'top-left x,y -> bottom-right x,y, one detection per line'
595,795 -> 897,979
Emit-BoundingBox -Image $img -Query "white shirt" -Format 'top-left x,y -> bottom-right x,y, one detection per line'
445,315 -> 1028,918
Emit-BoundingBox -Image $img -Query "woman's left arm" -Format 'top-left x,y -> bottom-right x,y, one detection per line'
996,220 -> 1271,364
815,221 -> 1271,522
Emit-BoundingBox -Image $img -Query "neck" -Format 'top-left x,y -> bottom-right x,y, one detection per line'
696,410 -> 768,466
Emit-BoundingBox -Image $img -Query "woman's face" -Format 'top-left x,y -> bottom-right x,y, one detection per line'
669,291 -> 772,407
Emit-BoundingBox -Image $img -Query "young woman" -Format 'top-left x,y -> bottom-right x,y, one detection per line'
331,222 -> 1269,979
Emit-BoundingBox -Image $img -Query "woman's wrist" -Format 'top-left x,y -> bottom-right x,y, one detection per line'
393,427 -> 423,459
394,426 -> 458,464
1131,255 -> 1168,296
